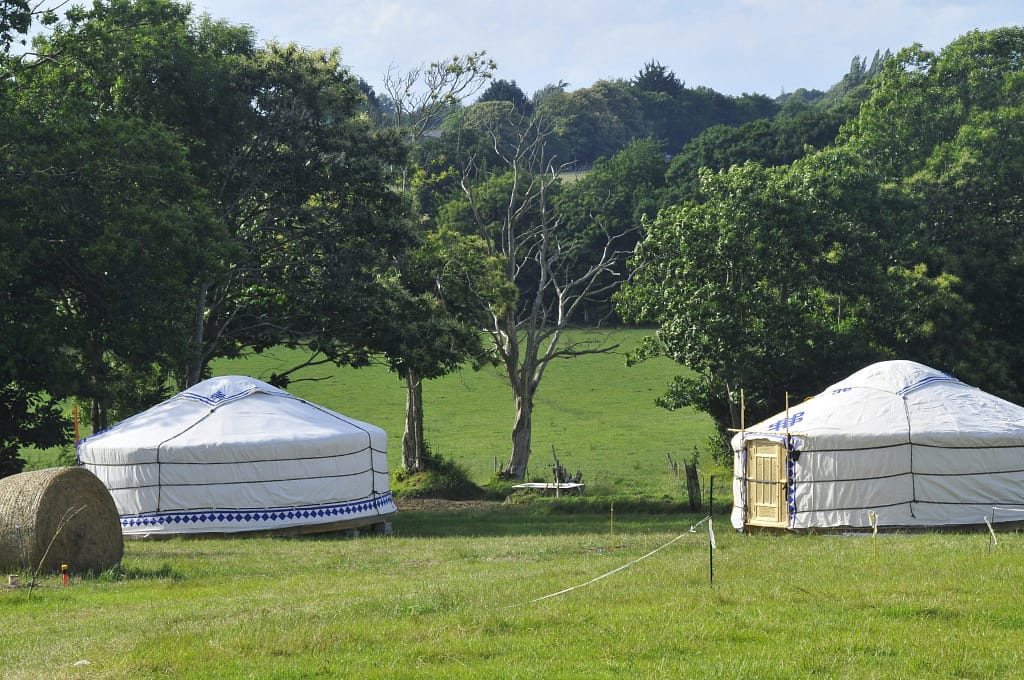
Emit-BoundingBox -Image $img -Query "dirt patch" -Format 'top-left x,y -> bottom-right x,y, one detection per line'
394,498 -> 504,512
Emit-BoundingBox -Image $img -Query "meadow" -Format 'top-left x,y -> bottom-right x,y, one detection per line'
23,327 -> 720,497
3,507 -> 1024,678
8,329 -> 1024,678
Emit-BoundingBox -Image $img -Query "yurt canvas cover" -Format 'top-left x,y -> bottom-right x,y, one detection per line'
731,360 -> 1024,531
78,376 -> 395,537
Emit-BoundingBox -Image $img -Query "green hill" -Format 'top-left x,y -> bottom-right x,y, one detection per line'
22,328 -> 719,499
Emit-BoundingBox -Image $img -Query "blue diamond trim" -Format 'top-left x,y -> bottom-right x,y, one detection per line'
120,492 -> 396,531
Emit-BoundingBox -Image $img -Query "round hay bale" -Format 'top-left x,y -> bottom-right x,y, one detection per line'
0,466 -> 123,574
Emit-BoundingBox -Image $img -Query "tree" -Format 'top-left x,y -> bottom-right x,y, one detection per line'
385,229 -> 514,472
5,0 -> 415,435
3,0 -> 226,433
0,114 -> 77,473
835,28 -> 1024,400
442,106 -> 637,479
376,52 -> 500,473
632,59 -> 683,97
192,43 -> 413,381
619,28 -> 1024,443
478,78 -> 532,115
618,152 -> 924,438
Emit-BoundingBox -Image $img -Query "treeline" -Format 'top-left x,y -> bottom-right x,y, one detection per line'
4,0 -> 1020,477
619,29 -> 1024,443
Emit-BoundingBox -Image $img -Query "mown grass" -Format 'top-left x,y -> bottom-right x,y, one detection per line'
3,508 -> 1024,678
22,328 -> 719,498
215,328 -> 717,496
12,329 -> 1019,677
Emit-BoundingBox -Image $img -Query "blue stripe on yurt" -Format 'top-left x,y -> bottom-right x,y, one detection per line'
120,492 -> 396,529
895,373 -> 961,396
177,385 -> 277,407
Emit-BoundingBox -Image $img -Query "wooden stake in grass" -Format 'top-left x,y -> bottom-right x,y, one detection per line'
709,475 -> 715,587
609,502 -> 614,538
867,510 -> 879,576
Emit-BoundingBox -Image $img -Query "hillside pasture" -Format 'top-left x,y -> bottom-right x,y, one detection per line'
23,328 -> 719,499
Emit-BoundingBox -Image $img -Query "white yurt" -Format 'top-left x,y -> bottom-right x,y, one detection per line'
731,360 -> 1024,531
77,376 -> 395,537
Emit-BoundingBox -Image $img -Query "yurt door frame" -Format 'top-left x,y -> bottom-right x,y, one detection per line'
744,439 -> 789,528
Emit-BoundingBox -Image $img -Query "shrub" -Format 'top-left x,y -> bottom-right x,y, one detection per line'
390,455 -> 485,500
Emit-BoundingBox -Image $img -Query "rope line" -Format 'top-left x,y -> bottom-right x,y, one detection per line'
508,515 -> 712,608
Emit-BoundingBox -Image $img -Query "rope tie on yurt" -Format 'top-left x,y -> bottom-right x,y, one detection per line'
902,396 -> 916,518
155,409 -> 219,512
303,398 -> 382,494
507,516 -> 713,608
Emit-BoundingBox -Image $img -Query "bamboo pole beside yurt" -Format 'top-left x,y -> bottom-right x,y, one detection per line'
0,466 -> 124,574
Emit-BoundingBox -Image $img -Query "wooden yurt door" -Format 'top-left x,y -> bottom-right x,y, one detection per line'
745,439 -> 788,528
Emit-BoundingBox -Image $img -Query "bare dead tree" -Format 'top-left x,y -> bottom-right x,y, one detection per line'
381,50 -> 496,150
458,106 -> 635,480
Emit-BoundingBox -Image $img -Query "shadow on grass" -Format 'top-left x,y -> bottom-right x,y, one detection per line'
96,563 -> 183,582
385,498 -> 725,539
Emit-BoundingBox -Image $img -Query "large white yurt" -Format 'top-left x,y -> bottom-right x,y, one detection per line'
77,376 -> 395,537
731,360 -> 1024,531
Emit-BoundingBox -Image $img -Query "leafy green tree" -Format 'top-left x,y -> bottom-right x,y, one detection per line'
620,27 -> 1024,441
375,53 -> 503,472
384,228 -> 515,472
4,1 -> 224,432
0,109 -> 76,472
618,158 -> 894,434
6,0 -> 415,434
207,42 -> 412,383
835,28 -> 1024,400
478,78 -> 532,115
0,2 -> 79,473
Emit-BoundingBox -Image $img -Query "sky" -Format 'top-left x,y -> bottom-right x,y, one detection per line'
187,0 -> 1024,98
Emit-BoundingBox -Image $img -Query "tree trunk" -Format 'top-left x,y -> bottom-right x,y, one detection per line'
87,334 -> 108,432
506,393 -> 533,480
185,282 -> 209,387
401,370 -> 427,472
90,398 -> 107,433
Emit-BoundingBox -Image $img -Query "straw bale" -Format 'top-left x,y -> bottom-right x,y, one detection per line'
0,466 -> 123,574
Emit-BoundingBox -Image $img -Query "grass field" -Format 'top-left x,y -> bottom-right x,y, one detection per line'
11,329 -> 1023,677
22,328 -> 720,498
3,506 -> 1024,678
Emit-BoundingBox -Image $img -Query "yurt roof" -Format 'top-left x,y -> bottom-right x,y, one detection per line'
733,360 -> 1024,451
78,375 -> 385,460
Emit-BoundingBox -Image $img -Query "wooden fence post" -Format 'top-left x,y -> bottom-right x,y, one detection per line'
684,462 -> 702,512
